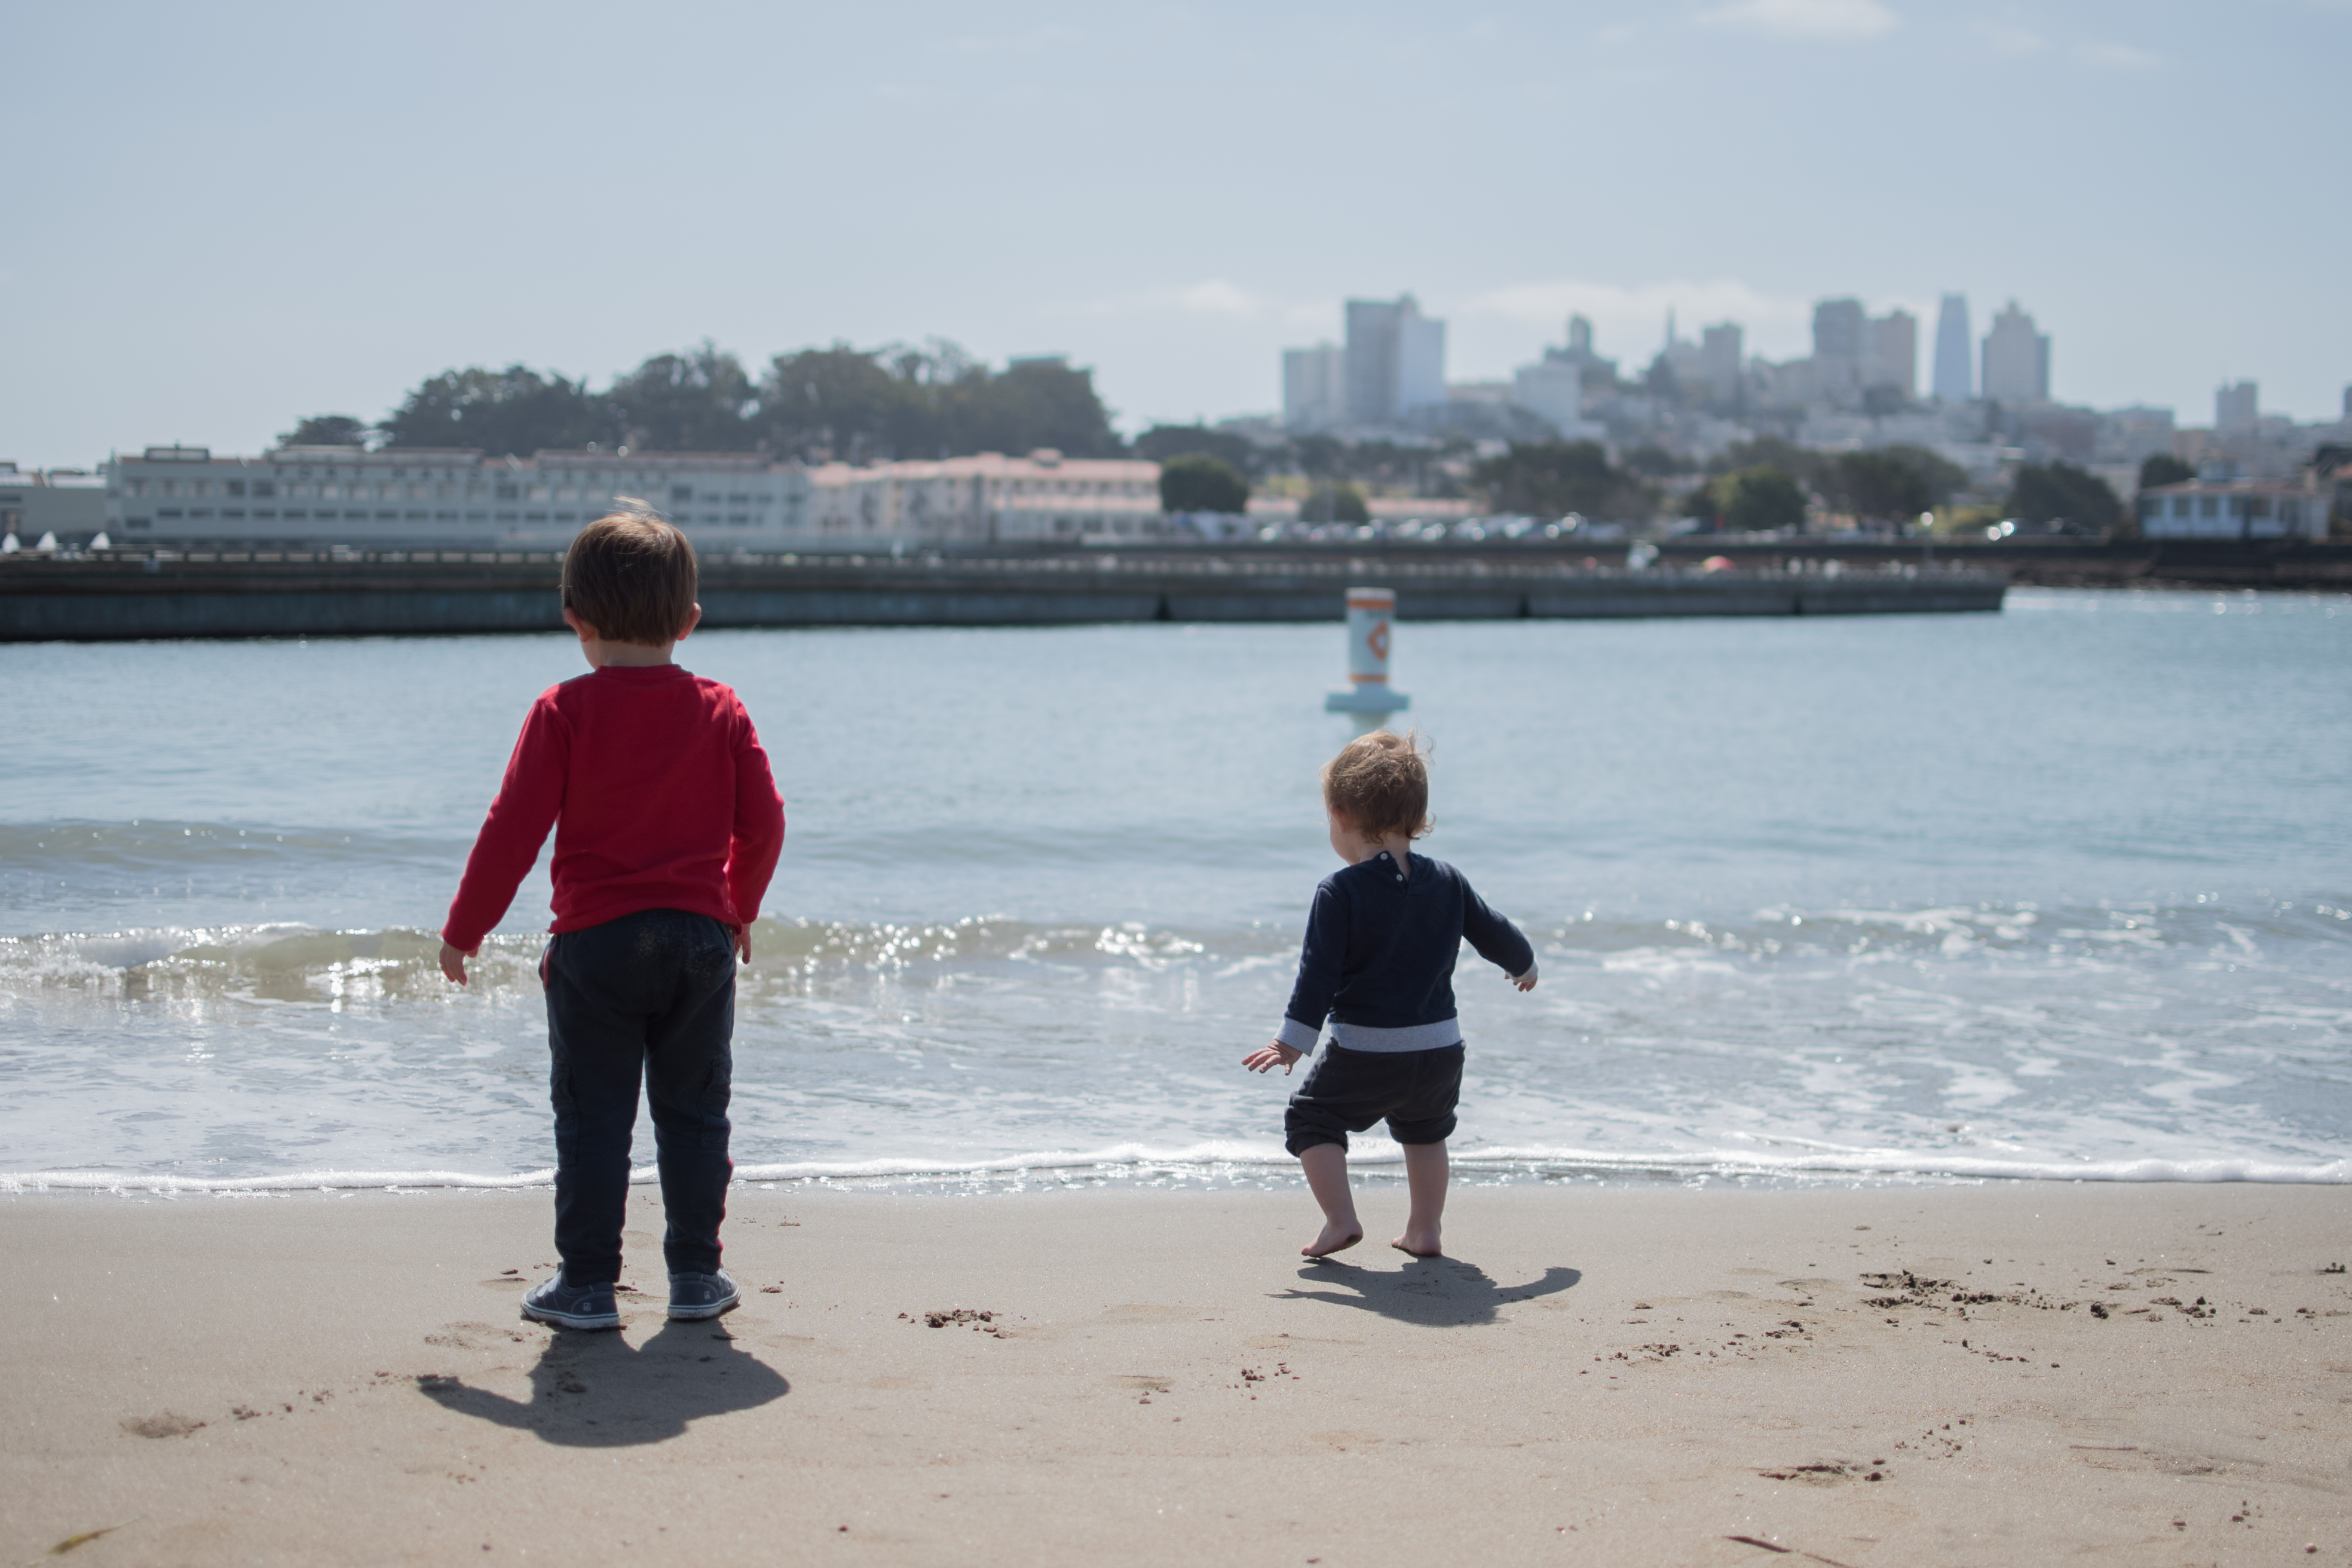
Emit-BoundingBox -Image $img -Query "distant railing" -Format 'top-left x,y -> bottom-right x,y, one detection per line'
0,547 -> 1995,582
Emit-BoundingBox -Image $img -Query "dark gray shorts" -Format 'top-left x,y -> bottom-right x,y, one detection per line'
1284,1042 -> 1464,1156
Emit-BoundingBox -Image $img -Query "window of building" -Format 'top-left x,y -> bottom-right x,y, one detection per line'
225,479 -> 246,497
496,483 -> 520,501
2199,496 -> 2219,519
671,485 -> 694,503
253,480 -> 275,497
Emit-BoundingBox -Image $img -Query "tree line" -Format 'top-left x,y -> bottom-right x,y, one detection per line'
282,340 -> 1124,463
287,352 -> 2150,537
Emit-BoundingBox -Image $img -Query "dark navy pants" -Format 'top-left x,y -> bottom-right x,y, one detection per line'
544,908 -> 736,1284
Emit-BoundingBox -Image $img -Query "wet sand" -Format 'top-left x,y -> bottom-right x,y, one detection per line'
2,1182 -> 2347,1566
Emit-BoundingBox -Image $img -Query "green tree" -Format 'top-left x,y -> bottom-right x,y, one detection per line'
1622,443 -> 1691,478
277,414 -> 371,448
1710,466 -> 1808,533
379,365 -> 613,457
754,342 -> 1122,462
1301,481 -> 1371,524
2138,453 -> 2195,490
2005,461 -> 2124,534
1135,424 -> 1257,475
1471,440 -> 1652,519
1158,454 -> 1249,514
940,354 -> 1123,458
1710,435 -> 1832,494
606,342 -> 759,452
757,342 -> 935,462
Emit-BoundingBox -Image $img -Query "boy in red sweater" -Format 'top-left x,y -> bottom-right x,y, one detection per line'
439,513 -> 786,1331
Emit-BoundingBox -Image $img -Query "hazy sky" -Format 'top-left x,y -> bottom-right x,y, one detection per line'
6,1 -> 2346,467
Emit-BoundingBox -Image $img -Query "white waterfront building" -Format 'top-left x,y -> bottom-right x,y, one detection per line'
104,446 -> 813,552
102,445 -> 1174,553
2137,478 -> 2331,540
806,449 -> 1166,543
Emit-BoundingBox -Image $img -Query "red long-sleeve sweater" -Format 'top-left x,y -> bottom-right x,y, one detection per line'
442,664 -> 786,953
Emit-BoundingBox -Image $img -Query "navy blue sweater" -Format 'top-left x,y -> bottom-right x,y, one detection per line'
1276,850 -> 1535,1054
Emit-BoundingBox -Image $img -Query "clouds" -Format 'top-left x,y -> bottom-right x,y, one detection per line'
1697,0 -> 1899,39
1970,19 -> 2161,67
1059,280 -> 1333,332
1459,276 -> 1817,362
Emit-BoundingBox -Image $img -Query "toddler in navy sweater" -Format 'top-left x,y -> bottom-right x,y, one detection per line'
1245,731 -> 1536,1258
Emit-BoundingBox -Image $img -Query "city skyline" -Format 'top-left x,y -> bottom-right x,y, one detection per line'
2,0 -> 2345,468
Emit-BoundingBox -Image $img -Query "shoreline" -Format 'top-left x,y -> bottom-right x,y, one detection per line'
6,1181 -> 2347,1565
6,1144 -> 2348,1196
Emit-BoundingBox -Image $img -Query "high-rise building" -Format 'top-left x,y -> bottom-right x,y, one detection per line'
1699,323 -> 1744,402
1981,301 -> 2050,403
2215,381 -> 2258,433
1932,295 -> 1973,402
1556,315 -> 1619,385
1282,344 -> 1343,430
1398,307 -> 1447,415
1812,298 -> 1866,405
1342,295 -> 1447,425
1512,360 -> 1584,432
1866,309 -> 1917,402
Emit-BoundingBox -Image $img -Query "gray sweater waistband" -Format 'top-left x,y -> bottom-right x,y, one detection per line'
1327,1018 -> 1465,1053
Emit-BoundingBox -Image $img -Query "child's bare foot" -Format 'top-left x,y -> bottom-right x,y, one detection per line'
1303,1223 -> 1363,1258
1391,1228 -> 1442,1258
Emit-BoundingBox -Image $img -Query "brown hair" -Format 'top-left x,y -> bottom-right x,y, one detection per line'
1321,729 -> 1433,841
561,509 -> 697,645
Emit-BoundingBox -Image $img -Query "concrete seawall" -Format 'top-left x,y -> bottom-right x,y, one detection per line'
0,551 -> 2007,641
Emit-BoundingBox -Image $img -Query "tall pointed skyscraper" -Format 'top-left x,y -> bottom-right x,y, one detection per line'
1933,294 -> 1972,403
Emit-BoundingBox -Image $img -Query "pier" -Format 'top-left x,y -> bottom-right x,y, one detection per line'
0,550 -> 2005,641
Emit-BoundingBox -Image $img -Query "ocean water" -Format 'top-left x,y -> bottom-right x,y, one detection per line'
2,588 -> 2348,1191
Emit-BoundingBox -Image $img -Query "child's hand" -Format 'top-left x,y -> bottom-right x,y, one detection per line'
1512,963 -> 1538,993
1244,1041 -> 1303,1075
736,925 -> 753,965
439,940 -> 473,987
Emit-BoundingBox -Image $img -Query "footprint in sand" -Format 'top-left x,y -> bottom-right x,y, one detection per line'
121,1413 -> 204,1439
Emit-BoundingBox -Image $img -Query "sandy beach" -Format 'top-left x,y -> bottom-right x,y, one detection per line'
2,1181 -> 2346,1566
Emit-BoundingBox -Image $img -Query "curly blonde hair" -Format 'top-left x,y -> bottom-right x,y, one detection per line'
1321,729 -> 1433,841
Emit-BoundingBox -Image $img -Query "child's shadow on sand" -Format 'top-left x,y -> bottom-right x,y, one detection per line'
1278,1257 -> 1580,1327
418,1318 -> 788,1447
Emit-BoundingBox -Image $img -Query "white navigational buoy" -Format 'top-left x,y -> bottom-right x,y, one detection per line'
1324,585 -> 1411,734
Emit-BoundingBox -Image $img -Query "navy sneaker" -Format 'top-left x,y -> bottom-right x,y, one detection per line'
667,1269 -> 739,1321
521,1272 -> 621,1331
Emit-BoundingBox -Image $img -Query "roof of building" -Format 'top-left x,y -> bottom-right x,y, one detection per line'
809,451 -> 1158,486
2144,477 -> 2319,495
